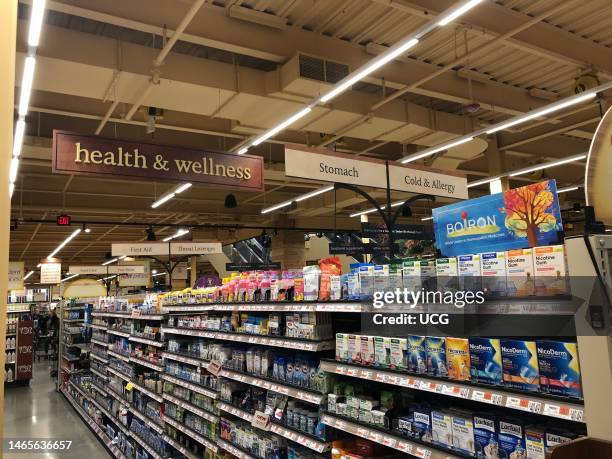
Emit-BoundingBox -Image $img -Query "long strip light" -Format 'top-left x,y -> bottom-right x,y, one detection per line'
152,272 -> 166,277
162,228 -> 189,242
28,0 -> 47,46
421,216 -> 433,221
102,255 -> 126,266
557,185 -> 580,194
48,228 -> 81,258
23,271 -> 35,281
12,120 -> 25,158
61,273 -> 79,283
151,182 -> 192,209
401,136 -> 474,163
238,0 -> 485,156
349,199 -> 405,218
260,185 -> 334,214
18,57 -> 36,117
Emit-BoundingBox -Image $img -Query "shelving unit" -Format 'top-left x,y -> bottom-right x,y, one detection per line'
59,298 -> 92,386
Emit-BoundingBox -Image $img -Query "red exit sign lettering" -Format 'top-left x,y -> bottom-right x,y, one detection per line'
56,215 -> 71,226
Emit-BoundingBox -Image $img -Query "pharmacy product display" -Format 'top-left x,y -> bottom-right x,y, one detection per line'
60,298 -> 93,384
4,307 -> 33,384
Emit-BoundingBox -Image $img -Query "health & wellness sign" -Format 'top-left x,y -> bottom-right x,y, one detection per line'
52,131 -> 264,191
433,180 -> 563,257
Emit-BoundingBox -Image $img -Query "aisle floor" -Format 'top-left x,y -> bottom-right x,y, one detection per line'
3,362 -> 111,459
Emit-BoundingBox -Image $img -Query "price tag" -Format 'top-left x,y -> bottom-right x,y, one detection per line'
251,411 -> 271,431
382,436 -> 397,448
420,381 -> 437,392
359,370 -> 373,379
347,368 -> 357,377
506,397 -> 542,413
386,375 -> 398,385
397,442 -> 412,454
570,408 -> 584,422
357,427 -> 369,438
472,390 -> 503,405
207,360 -> 222,376
375,373 -> 385,383
125,382 -> 134,391
368,431 -> 382,442
131,309 -> 142,317
414,447 -> 431,459
336,366 -> 347,375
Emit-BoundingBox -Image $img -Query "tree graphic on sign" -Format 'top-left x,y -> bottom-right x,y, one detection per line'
503,181 -> 558,247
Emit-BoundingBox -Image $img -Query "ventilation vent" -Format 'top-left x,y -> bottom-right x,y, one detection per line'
298,54 -> 349,84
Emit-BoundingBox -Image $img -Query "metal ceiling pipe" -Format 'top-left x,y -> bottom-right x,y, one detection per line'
124,0 -> 206,121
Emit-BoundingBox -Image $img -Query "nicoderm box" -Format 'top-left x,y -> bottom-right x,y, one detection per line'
481,251 -> 507,297
534,245 -> 568,295
458,254 -> 482,291
501,339 -> 540,392
469,338 -> 503,385
407,335 -> 427,374
536,340 -> 582,398
426,337 -> 448,377
446,337 -> 470,381
389,338 -> 408,370
498,418 -> 525,459
473,413 -> 499,459
436,257 -> 459,292
506,248 -> 535,296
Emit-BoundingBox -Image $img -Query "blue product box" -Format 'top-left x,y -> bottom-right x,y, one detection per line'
407,335 -> 427,374
536,340 -> 582,399
498,418 -> 525,459
500,339 -> 540,392
469,338 -> 503,385
426,337 -> 448,377
473,413 -> 499,459
410,404 -> 432,442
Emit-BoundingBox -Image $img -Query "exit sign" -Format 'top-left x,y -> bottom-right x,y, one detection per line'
56,215 -> 71,226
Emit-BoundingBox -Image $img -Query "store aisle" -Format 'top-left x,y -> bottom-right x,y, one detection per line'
3,362 -> 111,459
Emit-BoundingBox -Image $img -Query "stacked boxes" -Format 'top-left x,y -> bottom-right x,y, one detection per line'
469,338 -> 503,385
537,340 -> 582,398
501,339 -> 540,392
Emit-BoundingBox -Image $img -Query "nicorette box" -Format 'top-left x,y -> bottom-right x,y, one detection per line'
458,254 -> 482,292
506,248 -> 535,296
536,340 -> 582,398
373,265 -> 390,293
389,338 -> 408,370
426,337 -> 448,377
374,336 -> 391,368
534,245 -> 568,296
431,410 -> 453,449
436,257 -> 459,292
469,338 -> 503,385
481,251 -> 507,297
407,335 -> 427,374
336,333 -> 349,361
446,337 -> 471,381
473,413 -> 499,459
525,427 -> 546,459
450,410 -> 475,456
501,339 -> 540,392
498,418 -> 526,459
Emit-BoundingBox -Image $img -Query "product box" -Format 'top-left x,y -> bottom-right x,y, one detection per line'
420,259 -> 437,291
347,334 -> 361,364
388,264 -> 403,291
473,413 -> 499,459
498,418 -> 525,459
534,245 -> 568,296
402,259 -> 421,292
397,416 -> 412,437
431,410 -> 453,449
358,265 -> 375,300
436,257 -> 459,292
407,335 -> 427,374
446,337 -> 471,381
336,333 -> 349,361
458,254 -> 482,292
451,410 -> 475,455
525,427 -> 545,459
506,248 -> 535,296
544,428 -> 577,453
373,265 -> 390,293
481,251 -> 507,297
389,338 -> 408,370
426,337 -> 448,378
374,336 -> 391,368
347,273 -> 360,300
536,340 -> 582,399
501,339 -> 540,392
359,335 -> 375,366
410,405 -> 432,442
469,338 -> 503,385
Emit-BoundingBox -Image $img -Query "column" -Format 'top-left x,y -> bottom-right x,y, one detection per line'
486,134 -> 509,193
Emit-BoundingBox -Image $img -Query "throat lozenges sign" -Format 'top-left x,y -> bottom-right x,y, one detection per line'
52,130 -> 264,191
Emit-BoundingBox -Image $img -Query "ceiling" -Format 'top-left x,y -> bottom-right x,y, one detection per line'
10,0 -> 612,270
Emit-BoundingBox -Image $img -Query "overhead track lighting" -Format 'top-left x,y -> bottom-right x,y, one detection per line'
48,228 -> 81,259
28,0 -> 47,47
61,273 -> 79,283
18,57 -> 36,117
102,255 -> 126,266
12,120 -> 25,159
162,229 -> 190,242
437,0 -> 484,26
151,182 -> 193,208
82,223 -> 91,233
252,107 -> 312,147
260,185 -> 334,214
401,137 -> 474,164
349,200 -> 406,218
557,186 -> 580,194
421,217 -> 433,221
23,271 -> 34,281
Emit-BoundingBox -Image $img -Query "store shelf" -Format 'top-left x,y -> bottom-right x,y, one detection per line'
162,351 -> 208,367
61,388 -> 127,459
90,396 -> 131,437
164,415 -> 218,452
219,369 -> 324,405
65,306 -> 85,311
131,314 -> 164,321
129,406 -> 164,434
62,354 -> 80,362
216,438 -> 255,459
161,374 -> 217,399
164,393 -> 218,423
129,335 -> 164,347
64,319 -> 84,323
163,435 -> 199,459
92,311 -> 131,318
107,366 -> 132,382
91,338 -> 109,347
321,412 -> 460,459
164,305 -> 214,313
69,381 -> 89,399
130,431 -> 163,459
91,383 -> 107,396
90,324 -> 108,331
321,360 -> 585,422
108,350 -> 131,363
163,302 -> 365,313
130,355 -> 164,372
106,386 -> 131,408
162,327 -> 216,339
107,329 -> 130,338
217,401 -> 330,453
129,381 -> 163,403
91,367 -> 108,379
90,353 -> 109,364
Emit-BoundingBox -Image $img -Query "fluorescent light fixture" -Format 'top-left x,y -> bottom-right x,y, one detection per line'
152,272 -> 166,277
101,275 -> 117,281
18,57 -> 36,117
509,153 -> 587,177
421,216 -> 433,221
486,93 -> 596,134
102,258 -> 118,266
401,136 -> 474,163
175,182 -> 192,194
48,228 -> 81,258
151,192 -> 175,208
37,263 -> 41,268
61,273 -> 79,283
350,205 -> 386,218
28,0 -> 47,47
9,157 -> 19,183
162,228 -> 189,242
118,255 -> 126,260
321,39 -> 419,103
24,271 -> 34,280
294,186 -> 334,202
467,176 -> 501,188
238,147 -> 248,155
252,107 -> 312,146
12,120 -> 25,158
437,0 -> 484,26
557,185 -> 580,194
261,201 -> 293,214
9,183 -> 14,198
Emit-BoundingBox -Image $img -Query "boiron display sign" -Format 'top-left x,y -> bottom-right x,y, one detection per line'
433,180 -> 563,257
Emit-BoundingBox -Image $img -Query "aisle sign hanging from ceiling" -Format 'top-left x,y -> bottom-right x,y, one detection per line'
284,145 -> 468,199
68,265 -> 146,275
52,130 -> 264,191
8,262 -> 25,291
40,259 -> 62,284
111,242 -> 223,257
